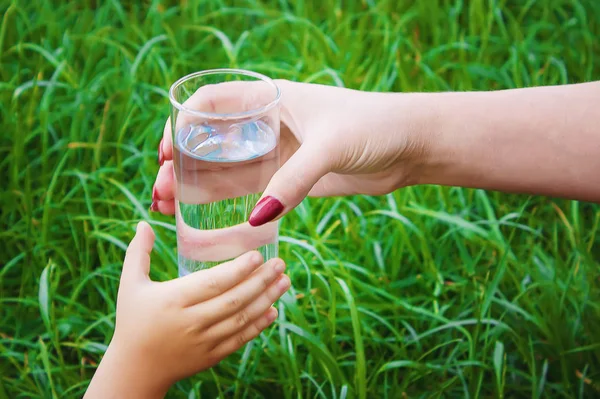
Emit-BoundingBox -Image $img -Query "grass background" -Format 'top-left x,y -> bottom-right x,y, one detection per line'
1,0 -> 600,398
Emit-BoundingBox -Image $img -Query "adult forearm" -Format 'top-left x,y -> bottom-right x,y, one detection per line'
417,81 -> 600,202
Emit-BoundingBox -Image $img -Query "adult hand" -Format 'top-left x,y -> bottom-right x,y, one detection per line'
152,80 -> 428,225
154,79 -> 600,212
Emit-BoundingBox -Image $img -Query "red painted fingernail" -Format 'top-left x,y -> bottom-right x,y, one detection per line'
152,186 -> 159,202
150,201 -> 159,212
248,196 -> 284,226
158,139 -> 164,166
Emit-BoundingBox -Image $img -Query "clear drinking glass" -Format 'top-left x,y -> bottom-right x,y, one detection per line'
169,69 -> 281,276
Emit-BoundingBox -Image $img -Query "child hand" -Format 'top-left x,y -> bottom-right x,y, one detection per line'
85,221 -> 290,398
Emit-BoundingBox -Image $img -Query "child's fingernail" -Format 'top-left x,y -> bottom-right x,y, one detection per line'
277,275 -> 290,290
149,201 -> 159,212
248,196 -> 283,227
158,139 -> 164,166
267,307 -> 278,321
274,260 -> 285,273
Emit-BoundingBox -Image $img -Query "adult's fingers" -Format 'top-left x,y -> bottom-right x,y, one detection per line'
242,81 -> 343,227
190,258 -> 285,325
122,221 -> 155,285
168,251 -> 265,307
153,160 -> 175,202
209,307 -> 278,359
160,81 -> 266,166
153,199 -> 175,215
157,79 -> 281,217
247,144 -> 330,226
169,150 -> 278,205
166,80 -> 278,159
202,273 -> 289,340
154,141 -> 175,215
160,119 -> 173,164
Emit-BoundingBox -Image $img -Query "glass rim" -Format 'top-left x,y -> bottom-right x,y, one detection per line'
168,68 -> 281,119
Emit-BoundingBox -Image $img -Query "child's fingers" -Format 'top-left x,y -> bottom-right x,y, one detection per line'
190,258 -> 285,325
122,221 -> 155,284
171,251 -> 264,306
202,274 -> 290,340
210,307 -> 278,360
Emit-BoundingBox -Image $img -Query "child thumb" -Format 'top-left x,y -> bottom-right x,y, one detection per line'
122,221 -> 155,284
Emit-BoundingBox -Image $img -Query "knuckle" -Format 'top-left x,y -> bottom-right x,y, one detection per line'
289,170 -> 306,198
235,311 -> 250,327
207,275 -> 220,292
261,273 -> 272,291
235,265 -> 247,280
227,295 -> 241,309
236,332 -> 248,347
196,319 -> 210,334
267,281 -> 282,300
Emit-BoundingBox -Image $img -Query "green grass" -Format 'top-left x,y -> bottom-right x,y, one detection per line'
1,0 -> 600,397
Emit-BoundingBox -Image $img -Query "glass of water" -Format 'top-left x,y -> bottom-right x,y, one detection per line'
169,69 -> 281,276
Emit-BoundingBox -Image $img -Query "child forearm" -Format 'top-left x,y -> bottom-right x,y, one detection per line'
84,343 -> 170,399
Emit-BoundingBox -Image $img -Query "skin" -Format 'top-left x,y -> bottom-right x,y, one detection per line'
84,222 -> 291,399
154,80 -> 600,218
417,82 -> 600,202
96,80 -> 599,398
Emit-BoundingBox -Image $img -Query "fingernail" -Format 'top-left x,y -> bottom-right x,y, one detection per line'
158,139 -> 164,166
273,260 -> 285,273
249,251 -> 263,265
152,186 -> 159,202
277,275 -> 290,290
267,307 -> 278,321
248,196 -> 284,227
149,201 -> 159,212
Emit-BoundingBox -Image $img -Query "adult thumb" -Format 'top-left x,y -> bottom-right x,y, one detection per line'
122,221 -> 155,284
248,144 -> 329,227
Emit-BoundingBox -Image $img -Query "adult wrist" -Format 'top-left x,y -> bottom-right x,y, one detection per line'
407,91 -> 468,188
388,91 -> 449,188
